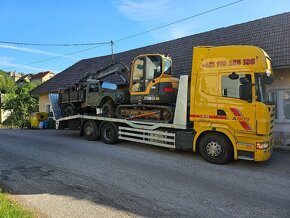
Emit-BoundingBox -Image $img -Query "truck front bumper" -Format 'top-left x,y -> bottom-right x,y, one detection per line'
254,137 -> 274,161
254,145 -> 273,161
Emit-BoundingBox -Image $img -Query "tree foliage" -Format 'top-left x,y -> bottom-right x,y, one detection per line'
2,83 -> 39,127
0,73 -> 16,93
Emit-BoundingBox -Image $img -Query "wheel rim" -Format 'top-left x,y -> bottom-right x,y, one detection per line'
85,125 -> 93,136
162,110 -> 171,120
104,128 -> 112,141
205,140 -> 223,158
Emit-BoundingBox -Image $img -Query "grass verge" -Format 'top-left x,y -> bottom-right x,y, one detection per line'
0,189 -> 34,218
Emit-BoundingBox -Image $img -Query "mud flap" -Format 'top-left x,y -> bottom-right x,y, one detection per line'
175,131 -> 195,151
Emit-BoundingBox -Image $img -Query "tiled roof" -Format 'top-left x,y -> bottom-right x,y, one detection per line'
30,71 -> 54,80
32,12 -> 290,94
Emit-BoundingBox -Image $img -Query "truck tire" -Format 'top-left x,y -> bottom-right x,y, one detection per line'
101,122 -> 118,144
65,104 -> 75,117
83,121 -> 100,141
199,133 -> 233,164
102,100 -> 115,118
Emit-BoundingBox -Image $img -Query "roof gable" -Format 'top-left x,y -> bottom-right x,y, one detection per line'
31,71 -> 54,80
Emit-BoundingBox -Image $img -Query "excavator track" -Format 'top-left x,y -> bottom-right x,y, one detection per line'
116,104 -> 174,123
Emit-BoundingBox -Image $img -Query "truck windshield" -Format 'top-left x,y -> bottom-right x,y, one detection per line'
255,73 -> 274,104
101,82 -> 117,90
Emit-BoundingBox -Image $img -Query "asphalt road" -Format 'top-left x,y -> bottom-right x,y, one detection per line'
0,129 -> 289,217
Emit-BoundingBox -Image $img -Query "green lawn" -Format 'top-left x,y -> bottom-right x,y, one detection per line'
0,190 -> 34,218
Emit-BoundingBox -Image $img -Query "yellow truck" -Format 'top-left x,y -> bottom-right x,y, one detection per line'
55,45 -> 275,164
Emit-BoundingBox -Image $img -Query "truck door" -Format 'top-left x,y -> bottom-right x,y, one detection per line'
193,74 -> 218,119
131,57 -> 145,93
85,82 -> 100,107
218,73 -> 256,134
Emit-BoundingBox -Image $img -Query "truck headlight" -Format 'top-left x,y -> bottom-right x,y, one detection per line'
256,141 -> 269,150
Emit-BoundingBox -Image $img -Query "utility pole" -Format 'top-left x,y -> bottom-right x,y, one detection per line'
110,40 -> 115,63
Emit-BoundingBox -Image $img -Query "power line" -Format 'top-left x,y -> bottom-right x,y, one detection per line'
10,44 -> 108,67
115,0 -> 244,42
3,0 -> 244,71
0,40 -> 111,47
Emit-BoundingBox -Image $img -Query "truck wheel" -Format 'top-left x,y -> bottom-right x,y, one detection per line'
83,121 -> 100,141
65,105 -> 75,117
199,133 -> 233,164
101,122 -> 118,144
102,100 -> 115,118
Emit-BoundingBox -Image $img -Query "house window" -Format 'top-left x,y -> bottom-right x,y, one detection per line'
45,104 -> 51,114
270,89 -> 290,122
270,92 -> 278,119
283,90 -> 290,120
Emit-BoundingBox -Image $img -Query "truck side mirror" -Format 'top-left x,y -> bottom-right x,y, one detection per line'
263,74 -> 274,85
228,72 -> 239,80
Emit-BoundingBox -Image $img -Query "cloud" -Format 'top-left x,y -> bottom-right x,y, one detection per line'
116,0 -> 199,41
117,0 -> 171,21
0,44 -> 78,60
0,56 -> 57,73
168,21 -> 200,39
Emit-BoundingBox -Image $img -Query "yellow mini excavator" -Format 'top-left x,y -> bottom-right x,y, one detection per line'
116,54 -> 180,122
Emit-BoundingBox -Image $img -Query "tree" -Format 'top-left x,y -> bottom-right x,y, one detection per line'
2,83 -> 39,127
0,73 -> 16,93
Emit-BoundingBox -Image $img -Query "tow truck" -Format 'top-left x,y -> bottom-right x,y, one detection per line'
53,45 -> 275,164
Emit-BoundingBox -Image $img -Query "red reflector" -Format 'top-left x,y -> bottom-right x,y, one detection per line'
163,87 -> 174,93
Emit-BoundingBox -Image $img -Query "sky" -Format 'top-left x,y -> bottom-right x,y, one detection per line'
0,0 -> 290,74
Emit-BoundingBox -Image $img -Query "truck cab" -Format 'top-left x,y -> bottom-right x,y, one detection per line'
190,46 -> 274,163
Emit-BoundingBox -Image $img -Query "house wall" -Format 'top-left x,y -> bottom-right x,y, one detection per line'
39,73 -> 54,83
39,93 -> 50,113
43,73 -> 54,82
0,93 -> 10,123
32,73 -> 54,84
1,109 -> 10,123
269,68 -> 290,145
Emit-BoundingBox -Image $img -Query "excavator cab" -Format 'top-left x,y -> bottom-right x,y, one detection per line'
130,54 -> 179,104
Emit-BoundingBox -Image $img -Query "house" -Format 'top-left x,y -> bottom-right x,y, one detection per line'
32,12 -> 290,145
30,71 -> 55,84
7,71 -> 22,82
29,71 -> 55,113
16,74 -> 34,86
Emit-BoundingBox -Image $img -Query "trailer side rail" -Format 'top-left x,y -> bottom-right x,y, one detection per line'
119,126 -> 175,149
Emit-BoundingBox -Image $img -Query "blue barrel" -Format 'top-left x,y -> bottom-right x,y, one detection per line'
43,120 -> 49,129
